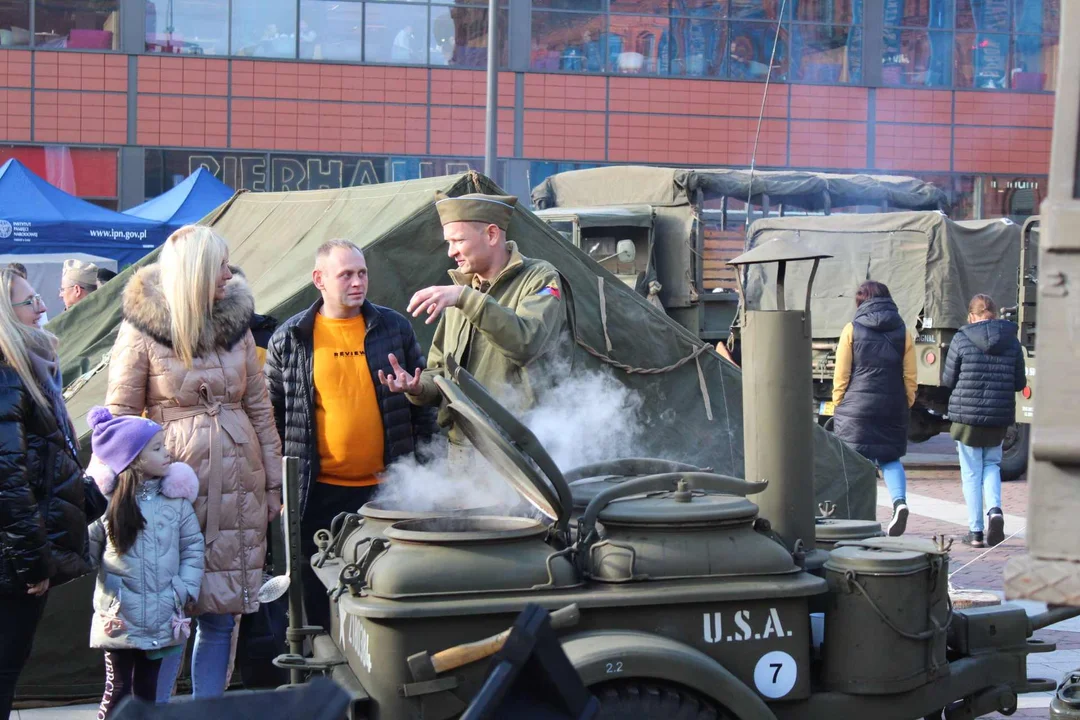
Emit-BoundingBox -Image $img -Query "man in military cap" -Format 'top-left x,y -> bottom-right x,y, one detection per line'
379,192 -> 566,463
59,258 -> 99,310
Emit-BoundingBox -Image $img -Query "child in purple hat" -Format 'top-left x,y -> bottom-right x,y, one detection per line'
85,407 -> 204,718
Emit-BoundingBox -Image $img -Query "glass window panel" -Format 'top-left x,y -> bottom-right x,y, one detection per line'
883,0 -> 954,29
792,0 -> 861,25
671,16 -> 725,77
531,0 -> 600,10
34,0 -> 120,49
673,0 -> 727,16
1012,33 -> 1056,90
530,11 -> 604,73
957,0 -> 1010,31
611,0 -> 668,14
430,5 -> 507,68
791,24 -> 862,83
727,21 -> 789,81
607,14 -> 670,75
882,28 -> 952,86
983,176 -> 1045,222
231,0 -> 297,58
955,31 -> 1009,88
145,0 -> 227,55
0,1 -> 31,47
730,0 -> 789,20
299,0 -> 362,61
1013,0 -> 1058,33
365,3 -> 427,64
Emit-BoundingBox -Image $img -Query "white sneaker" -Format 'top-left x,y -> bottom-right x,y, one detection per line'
888,502 -> 909,537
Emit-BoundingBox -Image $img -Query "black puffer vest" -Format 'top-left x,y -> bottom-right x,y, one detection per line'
833,297 -> 910,463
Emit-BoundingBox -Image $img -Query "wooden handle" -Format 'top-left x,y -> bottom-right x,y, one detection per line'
429,604 -> 580,674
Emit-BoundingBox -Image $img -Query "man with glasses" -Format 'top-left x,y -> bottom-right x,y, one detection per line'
59,259 -> 99,310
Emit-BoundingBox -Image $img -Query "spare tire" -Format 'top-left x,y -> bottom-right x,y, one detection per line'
1001,423 -> 1030,482
594,681 -> 727,719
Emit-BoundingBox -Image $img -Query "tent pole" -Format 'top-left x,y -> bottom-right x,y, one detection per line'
484,0 -> 498,180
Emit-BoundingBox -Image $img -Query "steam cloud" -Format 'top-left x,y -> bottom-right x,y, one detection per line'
372,360 -> 645,515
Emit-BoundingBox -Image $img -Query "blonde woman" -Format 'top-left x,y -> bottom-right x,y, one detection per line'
0,269 -> 106,718
105,225 -> 282,700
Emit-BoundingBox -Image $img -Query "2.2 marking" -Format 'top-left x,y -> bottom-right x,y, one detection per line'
605,661 -> 624,674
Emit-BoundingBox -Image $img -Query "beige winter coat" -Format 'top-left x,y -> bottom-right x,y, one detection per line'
105,265 -> 282,616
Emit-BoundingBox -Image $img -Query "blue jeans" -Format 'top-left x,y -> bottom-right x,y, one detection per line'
957,442 -> 1003,533
873,459 -> 907,505
156,612 -> 236,703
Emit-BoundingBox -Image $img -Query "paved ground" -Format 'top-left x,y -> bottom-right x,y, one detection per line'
14,435 -> 1077,719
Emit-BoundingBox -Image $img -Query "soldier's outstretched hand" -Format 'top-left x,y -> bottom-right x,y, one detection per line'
408,285 -> 464,324
379,353 -> 423,395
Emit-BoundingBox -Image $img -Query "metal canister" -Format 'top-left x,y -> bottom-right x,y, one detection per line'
815,518 -> 884,552
1051,670 -> 1080,719
822,538 -> 950,694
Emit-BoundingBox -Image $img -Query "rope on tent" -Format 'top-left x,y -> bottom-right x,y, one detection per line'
695,355 -> 715,421
62,351 -> 111,401
597,277 -> 613,352
574,336 -> 710,376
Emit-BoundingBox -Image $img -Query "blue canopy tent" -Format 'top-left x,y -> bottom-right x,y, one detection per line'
124,167 -> 235,226
0,159 -> 167,267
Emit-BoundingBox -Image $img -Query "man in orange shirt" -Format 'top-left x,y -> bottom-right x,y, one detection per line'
265,239 -> 436,630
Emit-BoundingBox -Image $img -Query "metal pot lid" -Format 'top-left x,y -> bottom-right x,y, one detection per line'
815,518 -> 884,542
360,500 -> 500,522
434,364 -> 571,528
384,515 -> 548,544
569,476 -> 634,509
596,489 -> 758,526
824,544 -> 930,576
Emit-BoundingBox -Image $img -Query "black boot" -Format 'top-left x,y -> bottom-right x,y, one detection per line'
986,507 -> 1004,547
888,498 -> 909,537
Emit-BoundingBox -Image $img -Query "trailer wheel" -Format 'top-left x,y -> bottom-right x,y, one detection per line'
1001,423 -> 1030,482
594,681 -> 728,719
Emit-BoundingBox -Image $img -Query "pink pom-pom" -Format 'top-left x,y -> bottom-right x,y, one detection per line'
161,462 -> 199,503
87,406 -> 113,429
87,455 -> 117,495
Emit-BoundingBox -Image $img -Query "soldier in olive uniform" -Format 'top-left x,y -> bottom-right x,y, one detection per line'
379,192 -> 566,466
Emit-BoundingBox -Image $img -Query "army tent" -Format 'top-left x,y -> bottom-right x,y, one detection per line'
744,211 -> 1022,338
30,173 -> 875,702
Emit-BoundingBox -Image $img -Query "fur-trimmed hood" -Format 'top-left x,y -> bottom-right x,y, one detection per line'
121,264 -> 254,355
88,459 -> 199,503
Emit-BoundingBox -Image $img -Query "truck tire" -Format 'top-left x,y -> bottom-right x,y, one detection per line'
1001,423 -> 1030,482
594,681 -> 728,719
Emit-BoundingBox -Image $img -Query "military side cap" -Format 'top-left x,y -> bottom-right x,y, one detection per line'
63,259 -> 99,289
435,192 -> 517,230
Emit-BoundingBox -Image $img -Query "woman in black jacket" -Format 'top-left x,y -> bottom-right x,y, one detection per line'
942,294 -> 1026,549
0,268 -> 106,718
831,281 -> 917,537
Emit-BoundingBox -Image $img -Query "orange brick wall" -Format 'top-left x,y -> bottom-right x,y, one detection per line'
0,49 -> 1058,180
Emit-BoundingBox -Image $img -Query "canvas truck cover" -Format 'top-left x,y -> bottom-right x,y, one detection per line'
530,166 -> 948,212
34,173 -> 875,700
744,211 -> 1021,339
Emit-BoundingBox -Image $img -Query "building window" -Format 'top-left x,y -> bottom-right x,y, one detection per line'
430,4 -> 507,69
145,0 -> 228,55
299,0 -> 363,61
0,1 -> 31,48
365,3 -> 428,64
530,11 -> 604,72
884,0 -> 1058,89
34,0 -> 120,50
231,0 -> 298,58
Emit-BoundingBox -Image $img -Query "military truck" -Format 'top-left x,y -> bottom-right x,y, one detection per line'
740,210 -> 1032,480
531,166 -> 948,345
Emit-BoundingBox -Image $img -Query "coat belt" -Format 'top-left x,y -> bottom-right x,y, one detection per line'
147,385 -> 246,545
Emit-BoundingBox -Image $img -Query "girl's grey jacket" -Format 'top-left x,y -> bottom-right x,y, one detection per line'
87,460 -> 204,651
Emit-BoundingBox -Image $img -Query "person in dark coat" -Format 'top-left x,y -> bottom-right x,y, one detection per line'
265,239 -> 437,632
942,294 -> 1026,548
831,281 -> 917,537
0,268 -> 107,718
